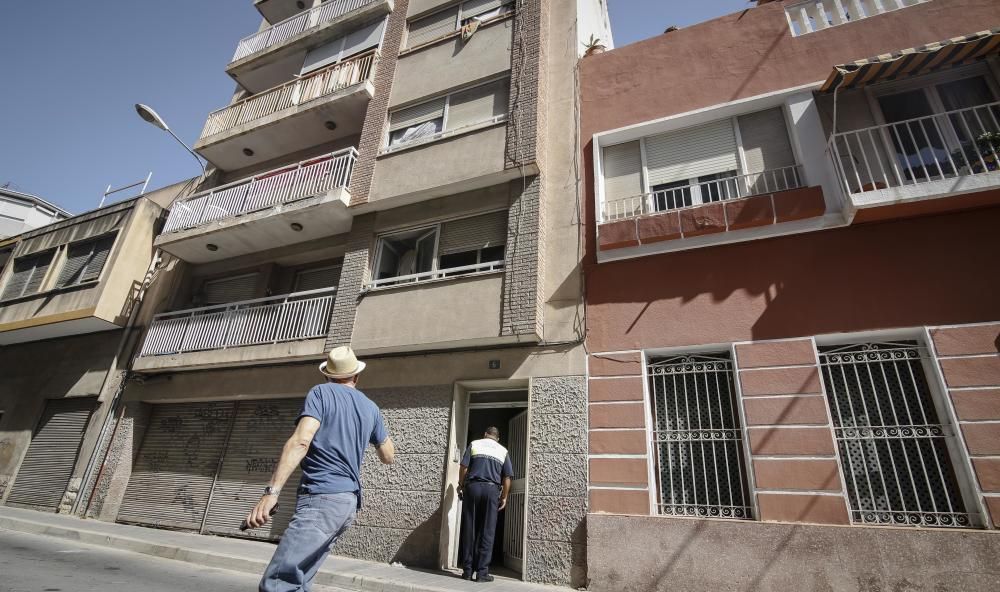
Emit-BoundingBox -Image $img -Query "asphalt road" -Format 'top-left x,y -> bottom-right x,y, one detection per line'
0,528 -> 344,592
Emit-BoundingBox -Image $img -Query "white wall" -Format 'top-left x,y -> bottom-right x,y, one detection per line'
577,0 -> 613,55
0,193 -> 69,239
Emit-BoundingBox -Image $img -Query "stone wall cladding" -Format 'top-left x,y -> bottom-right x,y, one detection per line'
338,384 -> 451,567
82,401 -> 152,520
525,376 -> 588,587
347,0 -> 409,206
501,176 -> 544,337
325,213 -> 376,349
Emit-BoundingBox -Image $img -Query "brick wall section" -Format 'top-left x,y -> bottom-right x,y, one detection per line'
930,321 -> 1000,527
347,0 -> 408,206
500,176 -> 544,338
735,339 -> 850,525
504,0 -> 541,170
325,214 -> 375,348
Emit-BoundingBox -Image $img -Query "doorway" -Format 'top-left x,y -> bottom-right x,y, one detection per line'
448,389 -> 528,579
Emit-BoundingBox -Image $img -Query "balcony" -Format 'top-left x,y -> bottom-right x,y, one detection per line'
231,0 -> 392,93
156,149 -> 356,264
195,50 -> 377,171
133,288 -> 335,372
785,0 -> 930,37
832,102 -> 1000,210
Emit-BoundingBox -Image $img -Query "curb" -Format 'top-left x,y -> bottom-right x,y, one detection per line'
0,515 -> 453,592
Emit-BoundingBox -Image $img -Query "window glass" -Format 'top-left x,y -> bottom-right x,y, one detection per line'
375,228 -> 437,283
389,118 -> 444,147
651,180 -> 693,211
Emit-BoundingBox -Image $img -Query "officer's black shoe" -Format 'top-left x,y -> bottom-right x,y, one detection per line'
477,574 -> 495,583
461,571 -> 473,581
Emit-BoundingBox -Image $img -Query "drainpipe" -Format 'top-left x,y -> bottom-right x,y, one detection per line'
71,247 -> 166,516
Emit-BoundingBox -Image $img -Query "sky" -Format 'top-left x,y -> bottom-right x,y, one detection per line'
0,0 -> 751,214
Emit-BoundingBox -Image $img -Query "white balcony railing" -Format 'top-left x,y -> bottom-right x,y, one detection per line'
602,165 -> 805,222
233,0 -> 381,62
832,102 -> 1000,196
162,148 -> 357,234
139,288 -> 336,357
785,0 -> 930,37
367,260 -> 505,289
201,50 -> 378,140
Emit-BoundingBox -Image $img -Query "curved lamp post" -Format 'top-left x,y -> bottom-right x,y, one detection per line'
134,103 -> 207,176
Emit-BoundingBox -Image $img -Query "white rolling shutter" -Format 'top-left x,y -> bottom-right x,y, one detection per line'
2,251 -> 53,300
202,273 -> 259,305
646,119 -> 739,186
446,79 -> 509,130
293,265 -> 342,292
737,108 -> 795,174
602,141 -> 643,202
302,19 -> 386,74
438,211 -> 508,255
343,18 -> 385,57
463,0 -> 504,18
389,98 -> 446,132
407,7 -> 459,48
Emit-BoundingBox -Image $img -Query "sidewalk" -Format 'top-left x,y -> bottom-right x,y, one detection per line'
0,506 -> 562,592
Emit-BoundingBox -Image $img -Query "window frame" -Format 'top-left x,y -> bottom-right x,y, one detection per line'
0,248 -> 57,301
404,0 -> 515,50
55,231 -> 119,289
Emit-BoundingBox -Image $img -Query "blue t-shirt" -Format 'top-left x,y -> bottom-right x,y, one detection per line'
297,383 -> 388,506
461,438 -> 514,485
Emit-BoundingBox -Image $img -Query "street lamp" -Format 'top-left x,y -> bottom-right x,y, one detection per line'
134,103 -> 207,176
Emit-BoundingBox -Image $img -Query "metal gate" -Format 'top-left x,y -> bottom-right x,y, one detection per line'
6,397 -> 96,511
502,410 -> 528,573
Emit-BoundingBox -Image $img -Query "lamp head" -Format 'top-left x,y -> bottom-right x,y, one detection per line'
135,104 -> 170,131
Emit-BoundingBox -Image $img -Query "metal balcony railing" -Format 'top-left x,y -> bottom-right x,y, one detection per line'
139,288 -> 336,357
602,165 -> 805,222
832,101 -> 1000,195
233,0 -> 381,62
785,0 -> 931,37
201,50 -> 378,140
162,148 -> 357,234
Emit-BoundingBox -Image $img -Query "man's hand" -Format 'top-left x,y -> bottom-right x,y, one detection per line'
498,496 -> 507,511
246,495 -> 278,529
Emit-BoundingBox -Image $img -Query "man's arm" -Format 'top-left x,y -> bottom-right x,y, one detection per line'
245,417 -> 320,528
376,437 -> 395,465
499,476 -> 512,511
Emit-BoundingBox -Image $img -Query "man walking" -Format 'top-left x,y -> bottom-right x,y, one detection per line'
458,426 -> 513,583
245,346 -> 395,592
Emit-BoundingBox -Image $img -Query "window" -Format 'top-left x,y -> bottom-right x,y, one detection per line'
200,273 -> 260,305
300,18 -> 385,75
371,211 -> 507,287
1,250 -> 54,300
648,352 -> 752,520
57,233 -> 116,288
819,341 -> 971,528
387,78 -> 510,150
406,0 -> 514,49
293,265 -> 342,293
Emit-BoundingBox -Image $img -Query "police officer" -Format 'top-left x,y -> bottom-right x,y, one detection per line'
458,426 -> 513,583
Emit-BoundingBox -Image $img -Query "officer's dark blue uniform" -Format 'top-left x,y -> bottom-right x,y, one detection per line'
460,436 -> 514,581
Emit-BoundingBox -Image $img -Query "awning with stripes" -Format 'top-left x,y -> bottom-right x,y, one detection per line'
819,29 -> 1000,93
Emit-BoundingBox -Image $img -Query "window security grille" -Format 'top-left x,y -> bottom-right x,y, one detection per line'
648,353 -> 752,520
820,341 -> 971,528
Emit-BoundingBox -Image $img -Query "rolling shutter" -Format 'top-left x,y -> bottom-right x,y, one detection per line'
301,19 -> 385,74
293,265 -> 342,292
646,119 -> 739,186
389,98 -> 446,132
202,273 -> 259,305
58,234 -> 116,287
737,108 -> 795,174
6,397 -> 96,511
2,251 -> 53,300
602,141 -> 643,202
407,6 -> 458,48
463,0 -> 504,18
343,18 -> 385,57
202,399 -> 304,540
117,402 -> 234,530
438,211 -> 508,255
447,79 -> 509,130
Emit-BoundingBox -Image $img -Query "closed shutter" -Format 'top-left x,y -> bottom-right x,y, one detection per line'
117,402 -> 235,530
202,273 -> 259,305
301,19 -> 385,74
407,6 -> 458,48
389,98 -> 446,132
343,19 -> 385,57
6,397 -> 96,511
646,119 -> 739,186
203,399 -> 304,540
446,79 -> 509,130
602,141 -> 643,202
737,108 -> 795,174
2,251 -> 53,300
463,0 -> 504,18
58,234 -> 116,287
293,265 -> 342,292
438,211 -> 508,255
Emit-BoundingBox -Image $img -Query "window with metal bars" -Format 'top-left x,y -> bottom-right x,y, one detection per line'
819,341 -> 971,528
648,352 -> 752,520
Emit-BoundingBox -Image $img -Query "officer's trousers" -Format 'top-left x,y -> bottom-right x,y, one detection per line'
460,481 -> 500,577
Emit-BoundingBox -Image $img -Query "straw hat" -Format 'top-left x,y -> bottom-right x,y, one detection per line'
319,346 -> 366,378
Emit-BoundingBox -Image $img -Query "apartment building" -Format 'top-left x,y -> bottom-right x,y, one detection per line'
0,187 -> 71,239
581,0 -> 1000,590
0,181 -> 191,516
76,0 -> 610,586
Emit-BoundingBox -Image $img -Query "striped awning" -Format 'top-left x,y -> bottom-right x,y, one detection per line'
819,29 -> 1000,93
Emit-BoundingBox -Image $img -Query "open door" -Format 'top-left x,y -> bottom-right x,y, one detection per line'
502,410 -> 527,573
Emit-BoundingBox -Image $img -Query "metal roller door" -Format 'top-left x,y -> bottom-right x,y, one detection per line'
203,398 -> 304,539
117,402 -> 234,530
6,397 -> 96,511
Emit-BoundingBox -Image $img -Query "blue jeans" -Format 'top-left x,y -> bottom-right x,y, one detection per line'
259,492 -> 357,592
